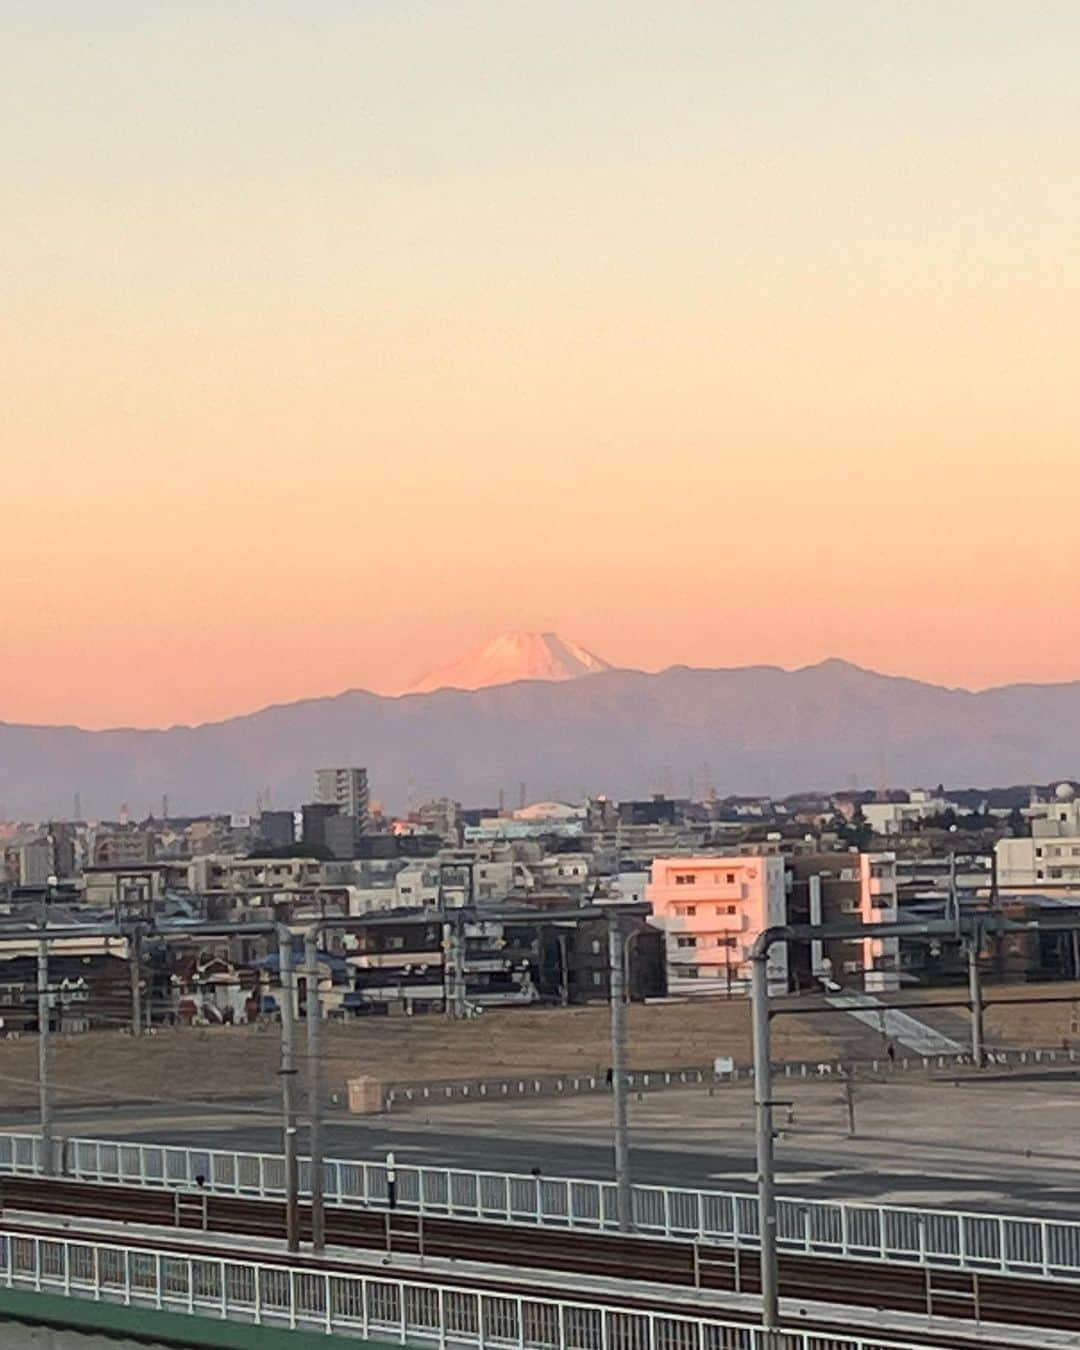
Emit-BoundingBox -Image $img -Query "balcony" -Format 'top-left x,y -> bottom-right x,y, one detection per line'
661,911 -> 748,934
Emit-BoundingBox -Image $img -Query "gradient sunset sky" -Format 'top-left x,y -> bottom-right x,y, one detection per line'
5,2 -> 1079,729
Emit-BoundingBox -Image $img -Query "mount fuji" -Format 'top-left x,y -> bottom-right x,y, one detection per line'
403,631 -> 614,695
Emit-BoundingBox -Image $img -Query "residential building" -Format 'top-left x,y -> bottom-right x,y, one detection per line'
256,810 -> 295,851
92,830 -> 156,867
646,855 -> 788,996
301,802 -> 340,853
3,836 -> 52,887
860,791 -> 952,835
315,767 -> 370,826
997,835 -> 1080,890
324,814 -> 366,860
788,852 -> 899,992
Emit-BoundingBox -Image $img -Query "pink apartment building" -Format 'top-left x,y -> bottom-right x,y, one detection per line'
646,855 -> 789,996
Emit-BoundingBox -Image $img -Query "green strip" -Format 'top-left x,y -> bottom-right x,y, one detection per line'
0,1287 -> 400,1350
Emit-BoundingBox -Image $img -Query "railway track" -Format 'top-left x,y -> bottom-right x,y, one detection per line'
0,1176 -> 1066,1350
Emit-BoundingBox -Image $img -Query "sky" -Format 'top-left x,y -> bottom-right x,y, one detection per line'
3,1 -> 1079,729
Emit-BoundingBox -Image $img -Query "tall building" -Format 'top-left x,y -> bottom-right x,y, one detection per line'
315,767 -> 370,826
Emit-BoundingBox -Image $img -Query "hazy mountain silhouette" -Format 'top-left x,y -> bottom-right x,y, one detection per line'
1,658 -> 1077,817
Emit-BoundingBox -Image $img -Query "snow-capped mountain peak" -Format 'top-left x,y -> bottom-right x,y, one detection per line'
404,630 -> 612,695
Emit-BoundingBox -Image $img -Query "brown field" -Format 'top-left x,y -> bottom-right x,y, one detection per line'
0,983 -> 1075,1112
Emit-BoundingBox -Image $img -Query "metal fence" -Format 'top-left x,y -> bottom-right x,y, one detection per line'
1,1130 -> 1078,1283
385,1045 -> 1080,1106
0,1224 -> 957,1350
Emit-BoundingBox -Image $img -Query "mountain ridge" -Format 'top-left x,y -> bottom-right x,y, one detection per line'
1,658 -> 1078,818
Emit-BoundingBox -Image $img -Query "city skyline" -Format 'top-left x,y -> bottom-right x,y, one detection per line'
5,2 -> 1080,728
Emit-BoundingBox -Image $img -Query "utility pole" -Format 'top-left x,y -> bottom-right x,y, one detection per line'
443,912 -> 467,1019
607,908 -> 631,1232
278,928 -> 300,1252
37,926 -> 53,1177
967,928 -> 984,1069
750,951 -> 779,1329
304,928 -> 325,1253
129,924 -> 143,1037
749,913 -> 1006,1333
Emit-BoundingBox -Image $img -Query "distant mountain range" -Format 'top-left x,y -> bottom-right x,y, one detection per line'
2,655 -> 1079,819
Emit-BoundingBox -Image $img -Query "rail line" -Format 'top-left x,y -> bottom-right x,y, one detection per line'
0,1175 -> 1070,1347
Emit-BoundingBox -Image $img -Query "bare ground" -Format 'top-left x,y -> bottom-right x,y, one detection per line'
0,983 -> 1076,1112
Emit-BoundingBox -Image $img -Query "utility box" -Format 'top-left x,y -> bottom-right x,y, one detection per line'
347,1076 -> 385,1114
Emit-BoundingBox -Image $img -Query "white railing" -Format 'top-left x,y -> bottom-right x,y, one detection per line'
1,1130 -> 1078,1284
0,1224 -> 957,1350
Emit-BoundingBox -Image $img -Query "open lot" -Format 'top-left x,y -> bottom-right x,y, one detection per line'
0,982 -> 1077,1112
7,1052 -> 1080,1222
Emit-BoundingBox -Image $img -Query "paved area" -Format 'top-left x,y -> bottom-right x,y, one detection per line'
10,1070 -> 1080,1220
1,1333 -> 158,1350
825,991 -> 964,1054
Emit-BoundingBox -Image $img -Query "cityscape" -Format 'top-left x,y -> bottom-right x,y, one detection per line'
4,4 -> 1079,1350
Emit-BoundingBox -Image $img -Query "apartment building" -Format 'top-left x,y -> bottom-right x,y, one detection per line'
646,855 -> 788,996
997,786 -> 1080,891
648,851 -> 898,997
788,852 -> 899,992
315,767 -> 370,825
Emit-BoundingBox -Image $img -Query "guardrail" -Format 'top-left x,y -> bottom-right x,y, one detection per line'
384,1045 -> 1080,1106
1,1131 -> 1078,1284
0,1224 -> 961,1350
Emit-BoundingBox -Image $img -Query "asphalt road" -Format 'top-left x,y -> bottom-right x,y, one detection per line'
6,1098 -> 1080,1218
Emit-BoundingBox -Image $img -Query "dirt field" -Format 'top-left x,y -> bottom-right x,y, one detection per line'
0,1000 -> 828,1111
0,984 -> 1076,1112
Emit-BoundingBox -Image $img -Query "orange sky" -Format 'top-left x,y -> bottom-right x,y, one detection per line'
3,3 -> 1080,728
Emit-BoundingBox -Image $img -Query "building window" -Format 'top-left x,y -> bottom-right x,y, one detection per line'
1036,848 -> 1043,858
591,939 -> 601,955
676,936 -> 698,948
726,873 -> 735,884
675,874 -> 697,885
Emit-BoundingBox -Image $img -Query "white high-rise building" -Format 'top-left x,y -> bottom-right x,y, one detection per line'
315,767 -> 370,826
